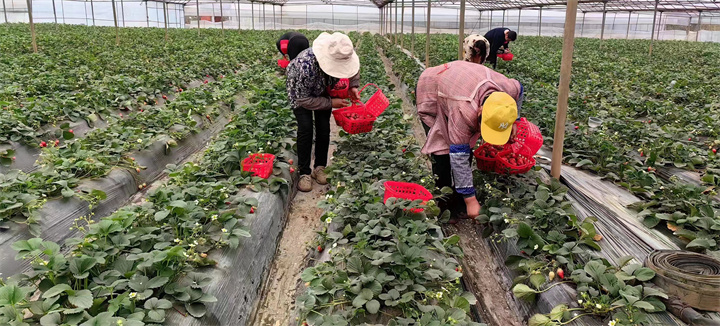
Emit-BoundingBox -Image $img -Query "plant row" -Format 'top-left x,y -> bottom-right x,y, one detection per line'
0,36 -> 297,325
378,34 -> 670,326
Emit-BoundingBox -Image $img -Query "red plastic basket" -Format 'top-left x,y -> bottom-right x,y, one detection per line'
383,181 -> 433,212
332,104 -> 376,134
242,153 -> 276,179
277,59 -> 289,69
360,83 -> 390,117
328,78 -> 350,99
513,118 -> 543,157
280,40 -> 289,54
494,149 -> 535,175
498,53 -> 514,61
473,143 -> 507,172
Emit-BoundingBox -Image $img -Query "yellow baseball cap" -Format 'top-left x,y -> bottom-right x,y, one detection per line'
481,92 -> 518,145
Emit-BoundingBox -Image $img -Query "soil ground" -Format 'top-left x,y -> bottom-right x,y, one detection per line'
250,121 -> 339,326
378,44 -> 524,326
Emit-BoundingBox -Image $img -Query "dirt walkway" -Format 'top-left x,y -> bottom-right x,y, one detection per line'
250,121 -> 339,326
378,47 -> 524,326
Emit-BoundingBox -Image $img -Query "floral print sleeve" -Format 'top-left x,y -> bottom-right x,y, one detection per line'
286,48 -> 332,111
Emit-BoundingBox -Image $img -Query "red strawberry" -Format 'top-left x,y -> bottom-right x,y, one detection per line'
40,141 -> 47,148
250,207 -> 255,214
317,246 -> 323,252
54,140 -> 60,147
68,129 -> 73,134
574,126 -> 579,130
206,115 -> 211,121
206,74 -> 210,78
220,75 -> 224,79
288,159 -> 294,165
402,148 -> 407,153
131,157 -> 135,161
556,268 -> 564,279
12,156 -> 16,160
688,138 -> 692,141
140,109 -> 144,112
713,149 -> 717,154
204,80 -> 208,84
290,167 -> 295,173
225,201 -> 231,205
162,95 -> 168,100
119,113 -> 124,117
640,152 -> 644,157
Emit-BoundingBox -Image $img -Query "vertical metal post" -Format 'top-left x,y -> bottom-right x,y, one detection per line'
626,11 -> 632,39
120,0 -> 125,26
272,4 -> 275,30
2,0 -> 7,23
356,5 -> 358,32
282,5 -> 284,29
696,11 -> 702,42
600,2 -> 607,40
237,0 -> 241,31
425,0 -> 431,67
517,8 -> 521,33
649,0 -> 659,55
84,0 -> 88,25
146,2 -> 150,27
656,11 -> 663,40
411,0 -> 415,52
379,8 -> 382,34
196,0 -> 200,34
304,5 -> 307,29
221,0 -> 225,32
262,3 -> 265,30
252,2 -> 256,30
457,0 -> 465,60
111,0 -> 119,45
27,0 -> 38,52
61,0 -> 65,23
502,9 -> 505,26
550,0 -> 578,179
52,0 -> 57,23
538,7 -> 542,36
401,0 -> 405,47
331,4 -> 334,28
90,0 -> 95,25
164,2 -> 168,41
580,12 -> 585,37
490,10 -> 493,28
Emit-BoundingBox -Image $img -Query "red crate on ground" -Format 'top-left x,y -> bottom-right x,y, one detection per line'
242,153 -> 276,178
383,181 -> 433,212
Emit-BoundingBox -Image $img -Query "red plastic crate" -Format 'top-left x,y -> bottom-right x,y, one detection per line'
494,150 -> 535,175
360,83 -> 390,117
498,53 -> 514,61
513,118 -> 543,157
277,59 -> 289,69
279,40 -> 289,54
473,143 -> 508,172
334,104 -> 377,134
242,153 -> 276,179
328,78 -> 350,99
383,181 -> 433,212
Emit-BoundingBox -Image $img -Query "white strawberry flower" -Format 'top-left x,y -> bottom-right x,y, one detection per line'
325,217 -> 333,224
221,228 -> 228,233
129,292 -> 137,298
608,320 -> 617,326
533,244 -> 539,250
596,303 -> 602,309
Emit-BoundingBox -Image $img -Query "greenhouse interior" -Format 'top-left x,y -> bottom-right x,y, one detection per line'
1,0 -> 720,324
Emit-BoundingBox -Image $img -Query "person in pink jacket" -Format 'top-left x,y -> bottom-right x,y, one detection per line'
416,60 -> 523,222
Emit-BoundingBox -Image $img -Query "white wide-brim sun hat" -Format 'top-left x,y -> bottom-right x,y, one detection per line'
312,32 -> 360,79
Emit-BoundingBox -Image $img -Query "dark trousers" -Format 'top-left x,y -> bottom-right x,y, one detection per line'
421,122 -> 468,218
294,107 -> 331,176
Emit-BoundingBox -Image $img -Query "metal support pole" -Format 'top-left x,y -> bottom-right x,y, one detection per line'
27,0 -> 38,52
282,5 -> 284,29
600,2 -> 607,40
356,5 -> 358,32
111,0 -> 119,45
90,0 -> 95,26
237,0 -> 241,31
649,0 -> 659,55
517,8 -> 521,34
656,11 -> 663,40
580,12 -> 585,37
146,2 -> 149,27
379,8 -> 382,34
457,0 -> 465,60
411,0 -> 415,53
550,0 -> 578,179
61,0 -> 65,23
2,0 -> 7,23
502,9 -> 505,26
220,0 -> 224,32
696,11 -> 702,42
52,0 -> 57,23
252,2 -> 255,30
401,0 -> 404,47
490,10 -> 493,28
120,0 -> 124,26
262,3 -> 265,30
196,0 -> 200,34
626,11 -> 632,39
331,4 -> 334,27
538,7 -> 542,36
163,2 -> 168,41
272,4 -> 275,30
425,0 -> 431,67
305,5 -> 307,29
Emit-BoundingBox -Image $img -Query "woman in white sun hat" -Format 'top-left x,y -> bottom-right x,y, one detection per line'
286,32 -> 361,192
